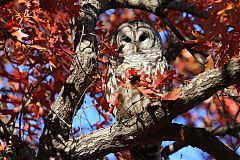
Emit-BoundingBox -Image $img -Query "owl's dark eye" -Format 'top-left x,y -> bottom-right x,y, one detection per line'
123,36 -> 131,43
139,34 -> 148,42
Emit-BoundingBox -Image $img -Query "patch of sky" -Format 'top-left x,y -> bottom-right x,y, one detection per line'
4,63 -> 14,74
22,40 -> 32,45
149,13 -> 157,21
162,141 -> 208,160
72,93 -> 115,137
0,50 -> 4,56
45,63 -> 50,69
4,103 -> 15,110
105,9 -> 115,16
207,5 -> 213,10
228,26 -> 234,32
173,106 -> 209,127
72,93 -> 102,134
236,146 -> 240,155
182,12 -> 187,18
193,24 -> 204,34
54,93 -> 58,100
105,153 -> 117,160
98,12 -> 108,21
159,29 -> 168,43
18,64 -> 30,72
0,77 -> 9,89
15,111 -> 44,141
173,115 -> 188,125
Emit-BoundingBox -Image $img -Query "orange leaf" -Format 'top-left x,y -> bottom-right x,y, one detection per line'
128,68 -> 138,76
204,54 -> 215,71
137,86 -> 156,97
217,3 -> 234,15
224,98 -> 239,116
153,70 -> 176,89
11,28 -> 29,41
0,145 -> 4,152
161,88 -> 181,100
192,31 -> 206,41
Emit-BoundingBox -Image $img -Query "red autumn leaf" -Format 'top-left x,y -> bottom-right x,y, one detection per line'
110,44 -> 120,56
192,41 -> 213,51
223,98 -> 239,118
153,70 -> 176,89
204,54 -> 215,71
217,2 -> 234,15
117,76 -> 130,88
94,122 -> 102,129
161,88 -> 181,100
128,68 -> 138,76
13,67 -> 21,80
8,82 -> 20,91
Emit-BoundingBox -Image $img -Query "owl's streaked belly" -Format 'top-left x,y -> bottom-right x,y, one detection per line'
106,58 -> 167,120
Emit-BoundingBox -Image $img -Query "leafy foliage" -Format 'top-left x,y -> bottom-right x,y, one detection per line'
0,0 -> 73,146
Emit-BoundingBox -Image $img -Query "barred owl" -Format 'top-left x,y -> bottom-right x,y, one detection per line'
106,20 -> 169,160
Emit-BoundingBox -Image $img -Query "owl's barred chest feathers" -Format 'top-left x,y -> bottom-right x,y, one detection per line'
106,55 -> 168,120
112,54 -> 166,83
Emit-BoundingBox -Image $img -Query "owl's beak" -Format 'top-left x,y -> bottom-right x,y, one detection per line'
134,44 -> 138,53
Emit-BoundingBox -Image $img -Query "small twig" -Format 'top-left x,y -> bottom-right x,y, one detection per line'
49,108 -> 71,128
234,108 -> 240,121
161,141 -> 188,159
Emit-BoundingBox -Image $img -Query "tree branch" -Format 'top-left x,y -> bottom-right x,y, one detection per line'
163,124 -> 238,160
40,56 -> 240,160
211,123 -> 240,139
37,0 -> 100,158
162,123 -> 240,158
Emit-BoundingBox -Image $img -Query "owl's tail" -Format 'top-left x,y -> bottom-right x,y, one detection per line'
130,143 -> 161,160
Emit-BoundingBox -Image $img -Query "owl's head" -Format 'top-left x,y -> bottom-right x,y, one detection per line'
111,20 -> 162,56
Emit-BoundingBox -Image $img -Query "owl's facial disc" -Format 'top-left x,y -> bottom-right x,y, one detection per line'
117,28 -> 156,55
136,28 -> 155,50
